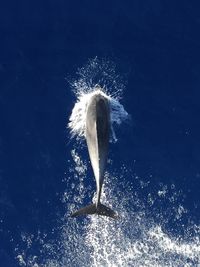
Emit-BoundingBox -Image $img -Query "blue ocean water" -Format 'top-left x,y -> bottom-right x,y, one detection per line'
0,1 -> 200,266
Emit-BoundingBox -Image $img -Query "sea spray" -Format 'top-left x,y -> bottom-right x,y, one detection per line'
16,59 -> 200,267
68,58 -> 129,142
66,59 -> 200,266
66,59 -> 200,267
68,89 -> 129,142
59,160 -> 200,267
16,167 -> 200,266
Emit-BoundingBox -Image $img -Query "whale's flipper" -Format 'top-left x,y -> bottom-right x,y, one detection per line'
71,203 -> 118,219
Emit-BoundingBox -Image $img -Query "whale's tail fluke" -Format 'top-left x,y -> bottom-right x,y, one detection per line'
71,203 -> 118,219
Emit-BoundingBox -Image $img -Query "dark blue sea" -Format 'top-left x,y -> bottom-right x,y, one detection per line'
0,1 -> 200,266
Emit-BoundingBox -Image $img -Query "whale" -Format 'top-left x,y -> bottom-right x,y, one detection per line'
71,90 -> 117,219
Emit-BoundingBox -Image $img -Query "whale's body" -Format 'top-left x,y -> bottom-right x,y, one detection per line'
86,93 -> 110,206
71,91 -> 117,218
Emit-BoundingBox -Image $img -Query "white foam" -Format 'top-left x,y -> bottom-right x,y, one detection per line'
68,58 -> 129,142
68,89 -> 129,142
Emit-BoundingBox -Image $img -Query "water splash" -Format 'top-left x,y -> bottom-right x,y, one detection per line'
63,60 -> 200,266
15,151 -> 200,267
68,59 -> 129,142
16,169 -> 200,266
70,58 -> 125,100
51,152 -> 200,267
16,59 -> 200,267
59,153 -> 200,267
